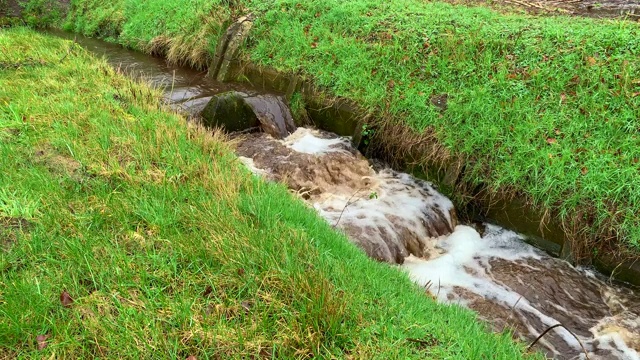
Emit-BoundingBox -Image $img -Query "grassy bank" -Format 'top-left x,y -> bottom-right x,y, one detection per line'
0,28 -> 537,358
14,0 -> 638,262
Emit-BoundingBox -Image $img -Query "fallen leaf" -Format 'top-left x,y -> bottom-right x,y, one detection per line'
310,42 -> 317,49
586,56 -> 597,66
241,300 -> 252,313
60,291 -> 74,308
36,334 -> 48,350
387,80 -> 395,89
546,137 -> 557,145
581,167 -> 588,175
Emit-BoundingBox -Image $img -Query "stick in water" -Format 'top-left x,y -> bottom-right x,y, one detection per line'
527,323 -> 590,360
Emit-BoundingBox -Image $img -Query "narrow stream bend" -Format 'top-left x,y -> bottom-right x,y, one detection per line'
52,31 -> 640,360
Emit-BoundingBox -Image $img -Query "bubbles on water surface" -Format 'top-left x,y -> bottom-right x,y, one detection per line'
404,224 -> 640,360
237,128 -> 640,360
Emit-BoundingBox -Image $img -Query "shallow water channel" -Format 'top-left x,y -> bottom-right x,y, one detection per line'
51,30 -> 640,360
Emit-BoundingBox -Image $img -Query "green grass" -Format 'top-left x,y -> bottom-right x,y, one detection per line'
63,0 -> 232,68
17,0 -> 638,260
0,28 -> 539,358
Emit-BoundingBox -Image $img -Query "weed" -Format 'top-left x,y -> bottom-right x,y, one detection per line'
361,124 -> 375,146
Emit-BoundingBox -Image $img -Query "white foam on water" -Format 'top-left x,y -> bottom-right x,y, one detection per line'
402,225 -> 582,351
313,168 -> 455,261
282,128 -> 351,154
588,315 -> 640,360
238,156 -> 267,177
403,224 -> 640,359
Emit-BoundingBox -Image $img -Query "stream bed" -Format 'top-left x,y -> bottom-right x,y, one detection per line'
50,30 -> 640,360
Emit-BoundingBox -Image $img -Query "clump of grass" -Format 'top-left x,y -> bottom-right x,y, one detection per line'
287,91 -> 310,126
0,28 -> 539,358
61,0 -> 231,68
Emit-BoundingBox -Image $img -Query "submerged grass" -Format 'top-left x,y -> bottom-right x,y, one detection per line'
49,0 -> 640,261
0,28 -> 538,358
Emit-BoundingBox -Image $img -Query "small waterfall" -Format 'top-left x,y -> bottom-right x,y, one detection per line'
50,29 -> 640,360
236,128 -> 457,263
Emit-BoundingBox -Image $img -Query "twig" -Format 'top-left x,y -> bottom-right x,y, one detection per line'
509,296 -> 523,320
59,36 -> 78,64
406,338 -> 433,346
333,188 -> 364,228
527,323 -> 590,360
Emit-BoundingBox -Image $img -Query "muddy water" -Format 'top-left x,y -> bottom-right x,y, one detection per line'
239,129 -> 640,360
52,31 -> 640,360
236,129 -> 456,263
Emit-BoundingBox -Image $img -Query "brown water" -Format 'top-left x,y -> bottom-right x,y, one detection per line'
51,30 -> 640,360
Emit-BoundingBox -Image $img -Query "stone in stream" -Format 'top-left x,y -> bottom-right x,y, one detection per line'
199,91 -> 296,138
236,128 -> 457,264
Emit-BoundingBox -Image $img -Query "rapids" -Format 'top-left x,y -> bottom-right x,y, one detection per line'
237,128 -> 640,360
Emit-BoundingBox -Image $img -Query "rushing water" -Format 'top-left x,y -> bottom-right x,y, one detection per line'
238,129 -> 640,360
52,30 -> 640,360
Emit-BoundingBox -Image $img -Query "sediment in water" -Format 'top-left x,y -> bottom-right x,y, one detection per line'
18,0 -> 640,285
36,28 -> 640,358
235,128 -> 457,263
234,126 -> 640,360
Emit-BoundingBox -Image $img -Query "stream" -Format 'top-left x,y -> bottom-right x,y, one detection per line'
49,30 -> 640,360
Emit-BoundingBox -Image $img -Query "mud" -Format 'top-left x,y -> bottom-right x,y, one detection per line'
442,0 -> 640,19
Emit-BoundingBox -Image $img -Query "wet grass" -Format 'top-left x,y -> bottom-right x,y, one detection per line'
62,0 -> 233,69
15,0 -> 640,260
0,28 -> 539,358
